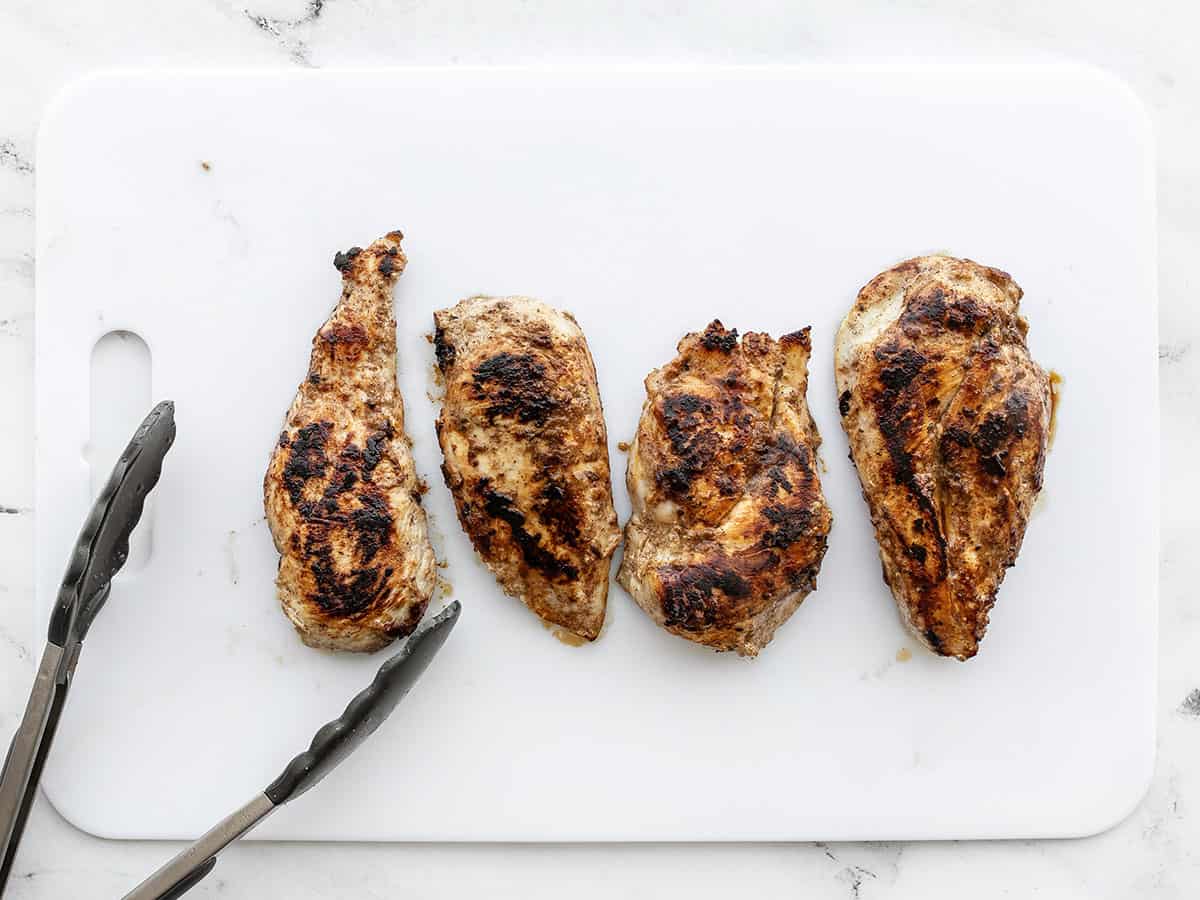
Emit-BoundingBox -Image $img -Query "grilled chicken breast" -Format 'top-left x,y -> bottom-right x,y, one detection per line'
836,255 -> 1050,661
618,321 -> 832,656
265,231 -> 436,652
434,296 -> 620,640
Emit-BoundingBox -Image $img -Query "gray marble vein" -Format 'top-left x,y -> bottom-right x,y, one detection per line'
1180,689 -> 1200,717
0,252 -> 34,283
0,623 -> 30,661
243,0 -> 329,66
1159,341 -> 1191,364
0,139 -> 33,175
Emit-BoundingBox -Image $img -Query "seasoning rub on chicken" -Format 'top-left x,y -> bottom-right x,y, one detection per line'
264,232 -> 436,652
836,255 -> 1051,661
618,321 -> 832,657
434,296 -> 620,641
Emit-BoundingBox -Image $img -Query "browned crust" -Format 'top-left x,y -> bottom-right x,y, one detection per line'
265,232 -> 436,652
434,296 -> 620,640
836,255 -> 1050,660
619,321 -> 833,656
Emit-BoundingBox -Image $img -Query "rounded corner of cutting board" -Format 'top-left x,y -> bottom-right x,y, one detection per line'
1054,62 -> 1157,151
1071,773 -> 1156,840
38,779 -> 129,842
36,70 -> 126,159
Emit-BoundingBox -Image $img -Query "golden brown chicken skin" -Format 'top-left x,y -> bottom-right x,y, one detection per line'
835,255 -> 1051,661
618,321 -> 832,656
434,296 -> 620,640
264,232 -> 436,652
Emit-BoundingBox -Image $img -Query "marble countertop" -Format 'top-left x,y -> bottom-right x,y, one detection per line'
1,2 -> 1197,897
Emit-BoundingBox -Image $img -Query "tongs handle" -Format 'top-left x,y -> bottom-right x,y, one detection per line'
0,645 -> 68,888
0,401 -> 175,894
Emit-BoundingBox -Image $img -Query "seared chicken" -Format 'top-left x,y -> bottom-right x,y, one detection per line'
265,232 -> 436,652
835,255 -> 1050,661
618,321 -> 832,656
434,297 -> 620,640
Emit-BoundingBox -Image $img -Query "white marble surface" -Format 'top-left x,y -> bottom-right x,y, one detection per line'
0,1 -> 1196,897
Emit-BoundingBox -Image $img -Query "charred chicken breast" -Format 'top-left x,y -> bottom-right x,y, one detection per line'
265,232 -> 436,652
434,296 -> 620,640
835,255 -> 1051,661
618,321 -> 832,656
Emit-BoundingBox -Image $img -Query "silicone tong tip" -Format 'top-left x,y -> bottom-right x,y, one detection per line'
48,401 -> 176,647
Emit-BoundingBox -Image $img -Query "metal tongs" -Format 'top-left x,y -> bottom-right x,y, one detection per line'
0,403 -> 461,899
0,401 -> 176,892
122,599 -> 459,900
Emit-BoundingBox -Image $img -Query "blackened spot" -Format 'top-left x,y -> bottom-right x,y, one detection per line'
659,563 -> 751,629
535,479 -> 584,547
838,390 -> 852,416
308,372 -> 321,385
700,322 -> 739,352
656,393 -> 720,495
972,411 -> 1010,456
870,342 -> 945,570
362,422 -> 394,476
1006,391 -> 1030,438
333,246 -> 362,272
907,543 -> 928,564
480,481 -> 579,580
970,395 -> 1028,479
659,467 -> 693,494
278,431 -> 291,448
282,422 -> 331,504
760,504 -> 814,549
945,298 -> 984,331
780,327 -> 811,350
900,286 -> 946,328
664,393 -> 705,417
312,443 -> 365,517
433,325 -> 456,372
876,345 -> 927,392
943,425 -> 972,448
765,465 -> 794,493
925,628 -> 944,654
307,548 -> 384,616
769,432 -> 810,471
379,255 -> 396,277
473,352 -> 557,424
980,454 -> 1006,478
323,323 -> 368,346
788,562 -> 821,592
351,489 -> 394,563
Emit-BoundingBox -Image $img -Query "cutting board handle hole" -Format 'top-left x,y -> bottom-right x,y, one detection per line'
88,329 -> 154,572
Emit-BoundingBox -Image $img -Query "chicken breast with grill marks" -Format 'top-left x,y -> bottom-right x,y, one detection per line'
434,296 -> 620,641
836,255 -> 1051,661
618,321 -> 832,657
264,231 -> 436,652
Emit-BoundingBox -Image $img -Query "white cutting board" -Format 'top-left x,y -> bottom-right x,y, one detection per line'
34,65 -> 1157,841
